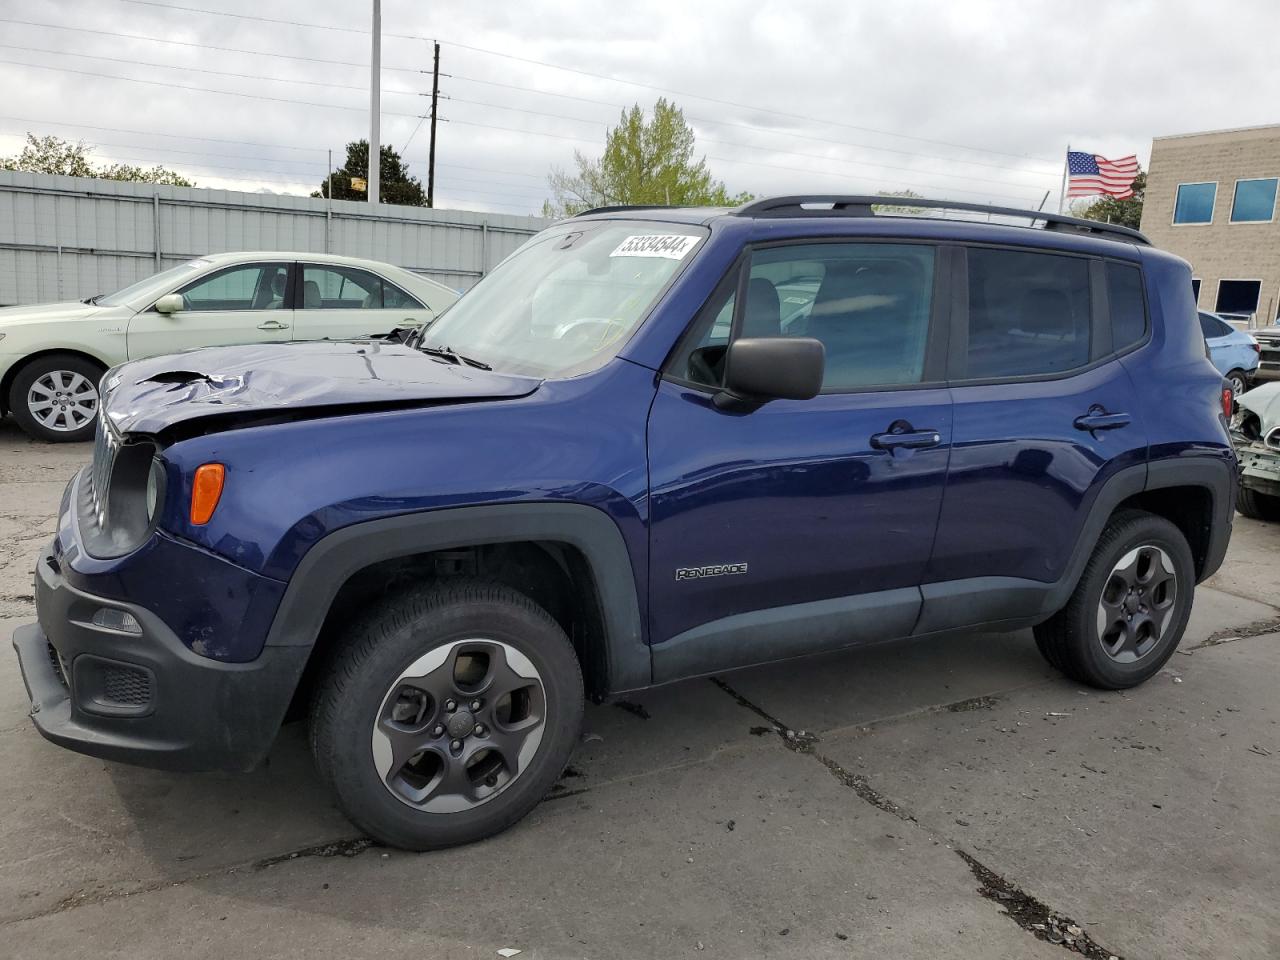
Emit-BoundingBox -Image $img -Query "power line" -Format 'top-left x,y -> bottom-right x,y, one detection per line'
25,7 -> 1057,181
0,58 -> 426,117
0,42 -> 422,96
97,0 -> 1060,167
0,18 -> 423,74
441,116 -> 597,145
441,94 -> 1051,191
0,115 -> 328,154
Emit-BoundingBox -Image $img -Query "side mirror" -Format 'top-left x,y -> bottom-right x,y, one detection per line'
154,293 -> 184,314
714,337 -> 825,410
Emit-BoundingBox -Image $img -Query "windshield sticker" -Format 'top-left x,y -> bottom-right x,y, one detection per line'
609,234 -> 699,260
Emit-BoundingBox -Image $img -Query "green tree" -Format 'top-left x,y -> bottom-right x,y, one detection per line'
1072,169 -> 1145,230
543,99 -> 751,217
0,133 -> 193,185
314,140 -> 426,206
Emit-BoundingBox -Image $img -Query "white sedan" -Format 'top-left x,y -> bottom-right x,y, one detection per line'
0,252 -> 459,441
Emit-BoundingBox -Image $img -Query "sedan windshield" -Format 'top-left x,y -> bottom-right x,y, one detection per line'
95,259 -> 212,308
420,220 -> 707,378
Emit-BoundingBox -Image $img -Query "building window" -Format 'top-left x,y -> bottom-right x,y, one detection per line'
1215,279 -> 1261,318
1230,178 -> 1278,223
1191,278 -> 1201,302
1173,182 -> 1216,224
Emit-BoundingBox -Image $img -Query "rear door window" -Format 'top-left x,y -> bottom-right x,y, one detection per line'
963,248 -> 1091,379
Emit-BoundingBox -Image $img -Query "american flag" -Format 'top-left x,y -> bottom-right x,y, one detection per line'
1066,151 -> 1140,199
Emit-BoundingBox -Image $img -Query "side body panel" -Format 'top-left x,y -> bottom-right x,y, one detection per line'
646,380 -> 951,679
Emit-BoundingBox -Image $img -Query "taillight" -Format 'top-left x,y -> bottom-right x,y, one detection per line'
190,463 -> 225,525
1221,386 -> 1234,418
1252,343 -> 1261,354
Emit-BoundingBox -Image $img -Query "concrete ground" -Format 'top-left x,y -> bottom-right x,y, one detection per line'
1,416 -> 1276,960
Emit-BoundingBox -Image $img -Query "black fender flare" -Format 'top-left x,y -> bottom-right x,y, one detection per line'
262,502 -> 649,691
1044,455 -> 1234,615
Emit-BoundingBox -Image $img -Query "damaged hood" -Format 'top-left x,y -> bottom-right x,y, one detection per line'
102,340 -> 542,435
1237,381 -> 1280,432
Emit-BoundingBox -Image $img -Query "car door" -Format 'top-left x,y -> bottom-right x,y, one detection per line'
126,261 -> 294,359
919,248 -> 1149,633
646,240 -> 954,682
291,263 -> 435,342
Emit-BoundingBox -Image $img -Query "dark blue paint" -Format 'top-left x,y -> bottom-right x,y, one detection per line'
54,210 -> 1231,670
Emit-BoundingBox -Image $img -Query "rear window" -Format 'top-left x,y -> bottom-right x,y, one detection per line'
964,248 -> 1091,379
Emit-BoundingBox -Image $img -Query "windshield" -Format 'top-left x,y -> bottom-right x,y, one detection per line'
95,259 -> 212,307
420,220 -> 707,378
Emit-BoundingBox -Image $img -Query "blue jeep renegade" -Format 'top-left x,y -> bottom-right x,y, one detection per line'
13,196 -> 1236,850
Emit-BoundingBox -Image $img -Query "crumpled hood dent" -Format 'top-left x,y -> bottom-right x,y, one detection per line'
103,340 -> 542,436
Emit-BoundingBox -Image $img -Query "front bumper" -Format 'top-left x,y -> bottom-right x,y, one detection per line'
12,543 -> 308,772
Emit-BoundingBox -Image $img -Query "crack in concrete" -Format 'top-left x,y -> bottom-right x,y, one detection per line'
708,676 -> 1124,959
2,836 -> 379,926
957,851 -> 1120,959
1192,617 -> 1280,649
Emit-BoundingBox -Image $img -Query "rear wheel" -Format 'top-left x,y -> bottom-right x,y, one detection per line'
7,354 -> 104,442
310,580 -> 583,850
1237,484 -> 1280,522
1034,510 -> 1194,689
1224,369 -> 1249,397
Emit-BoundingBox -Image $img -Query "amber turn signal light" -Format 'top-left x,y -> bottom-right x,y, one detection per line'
190,463 -> 225,525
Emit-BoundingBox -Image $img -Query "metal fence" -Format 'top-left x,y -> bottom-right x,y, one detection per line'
0,170 -> 552,306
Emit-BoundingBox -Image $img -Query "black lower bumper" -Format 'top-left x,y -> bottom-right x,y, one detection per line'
12,545 -> 308,772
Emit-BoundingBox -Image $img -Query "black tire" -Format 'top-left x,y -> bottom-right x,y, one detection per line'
1237,484 -> 1280,522
1034,510 -> 1194,689
7,353 -> 104,442
309,579 -> 583,851
1224,369 -> 1249,397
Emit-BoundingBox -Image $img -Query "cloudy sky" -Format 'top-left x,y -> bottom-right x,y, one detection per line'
0,0 -> 1275,216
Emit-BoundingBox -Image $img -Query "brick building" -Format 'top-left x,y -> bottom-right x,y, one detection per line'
1141,124 -> 1280,326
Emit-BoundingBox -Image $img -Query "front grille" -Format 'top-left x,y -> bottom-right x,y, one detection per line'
89,416 -> 119,526
102,664 -> 152,707
46,641 -> 69,689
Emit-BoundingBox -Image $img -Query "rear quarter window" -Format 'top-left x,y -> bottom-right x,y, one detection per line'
1107,262 -> 1147,350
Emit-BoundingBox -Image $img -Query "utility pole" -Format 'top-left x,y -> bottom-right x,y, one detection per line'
427,41 -> 440,208
368,0 -> 381,205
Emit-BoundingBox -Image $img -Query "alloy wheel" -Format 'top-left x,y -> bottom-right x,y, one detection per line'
1095,545 -> 1178,663
27,370 -> 99,433
371,638 -> 546,813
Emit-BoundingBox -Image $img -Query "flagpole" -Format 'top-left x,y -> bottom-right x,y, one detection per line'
1057,143 -> 1070,214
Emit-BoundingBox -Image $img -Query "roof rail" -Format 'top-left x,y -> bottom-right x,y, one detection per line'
732,195 -> 1150,245
573,204 -> 672,217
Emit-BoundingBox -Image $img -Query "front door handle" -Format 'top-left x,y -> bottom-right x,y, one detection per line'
1074,406 -> 1131,432
870,421 -> 942,451
257,320 -> 290,331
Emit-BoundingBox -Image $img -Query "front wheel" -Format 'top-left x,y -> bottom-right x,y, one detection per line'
310,580 -> 583,851
1034,510 -> 1194,689
7,353 -> 104,442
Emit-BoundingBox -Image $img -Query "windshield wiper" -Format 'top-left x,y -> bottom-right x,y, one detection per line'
81,294 -> 103,305
418,343 -> 492,371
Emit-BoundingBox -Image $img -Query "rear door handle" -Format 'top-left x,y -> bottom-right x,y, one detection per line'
257,320 -> 290,331
870,423 -> 942,451
1074,407 -> 1131,432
